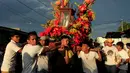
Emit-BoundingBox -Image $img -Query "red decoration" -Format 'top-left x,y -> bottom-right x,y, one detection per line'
78,4 -> 87,12
85,0 -> 91,4
55,0 -> 61,5
54,19 -> 60,25
40,0 -> 96,47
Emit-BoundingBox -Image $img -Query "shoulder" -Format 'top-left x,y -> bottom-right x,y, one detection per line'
79,51 -> 84,56
102,46 -> 107,50
23,44 -> 30,49
90,51 -> 97,53
112,46 -> 116,49
7,41 -> 16,47
33,45 -> 42,48
80,51 -> 84,54
112,46 -> 118,51
90,51 -> 98,55
121,49 -> 127,53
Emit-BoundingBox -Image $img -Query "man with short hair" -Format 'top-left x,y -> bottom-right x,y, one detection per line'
1,32 -> 22,73
48,35 -> 73,73
37,36 -> 49,73
116,42 -> 129,73
78,41 -> 101,73
22,31 -> 42,73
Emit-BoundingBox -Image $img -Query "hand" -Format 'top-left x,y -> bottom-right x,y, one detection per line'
129,58 -> 130,63
43,46 -> 49,52
126,58 -> 129,63
64,50 -> 69,64
90,48 -> 100,52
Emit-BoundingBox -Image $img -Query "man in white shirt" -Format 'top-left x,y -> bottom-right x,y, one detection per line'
1,32 -> 22,73
116,42 -> 129,73
78,41 -> 101,73
102,38 -> 118,73
22,31 -> 42,73
37,36 -> 49,73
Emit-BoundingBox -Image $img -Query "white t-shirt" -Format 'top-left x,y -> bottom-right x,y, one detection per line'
1,40 -> 21,71
117,49 -> 129,70
78,51 -> 99,73
37,47 -> 48,71
22,44 -> 41,73
102,46 -> 118,65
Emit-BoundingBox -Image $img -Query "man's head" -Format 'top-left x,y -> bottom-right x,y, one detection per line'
49,38 -> 56,50
76,43 -> 82,52
27,31 -> 38,45
39,36 -> 49,46
106,38 -> 114,47
61,35 -> 70,46
10,32 -> 20,43
82,42 -> 90,50
116,41 -> 124,51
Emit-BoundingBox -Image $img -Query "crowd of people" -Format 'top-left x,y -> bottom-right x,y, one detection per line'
0,31 -> 130,73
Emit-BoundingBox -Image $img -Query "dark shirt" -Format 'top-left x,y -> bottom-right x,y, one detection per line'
69,53 -> 84,73
48,49 -> 70,73
128,63 -> 130,73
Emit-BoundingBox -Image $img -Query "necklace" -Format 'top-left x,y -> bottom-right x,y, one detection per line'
84,52 -> 89,60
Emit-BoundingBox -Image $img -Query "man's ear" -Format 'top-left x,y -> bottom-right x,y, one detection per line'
27,40 -> 30,44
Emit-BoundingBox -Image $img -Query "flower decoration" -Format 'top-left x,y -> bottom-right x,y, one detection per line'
68,0 -> 95,46
40,0 -> 96,47
78,4 -> 87,12
40,26 -> 69,41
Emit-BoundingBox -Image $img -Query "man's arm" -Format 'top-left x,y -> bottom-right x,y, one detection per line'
17,49 -> 22,53
96,49 -> 102,61
39,46 -> 50,55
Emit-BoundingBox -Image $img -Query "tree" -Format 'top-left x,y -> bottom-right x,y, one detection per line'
118,21 -> 130,32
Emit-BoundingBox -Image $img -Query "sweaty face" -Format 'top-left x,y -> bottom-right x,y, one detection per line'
116,45 -> 121,51
76,46 -> 81,51
28,35 -> 37,45
107,42 -> 113,47
11,35 -> 20,43
82,44 -> 90,51
61,38 -> 69,46
39,40 -> 45,46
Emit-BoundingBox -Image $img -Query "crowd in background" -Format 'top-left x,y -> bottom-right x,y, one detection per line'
0,31 -> 130,73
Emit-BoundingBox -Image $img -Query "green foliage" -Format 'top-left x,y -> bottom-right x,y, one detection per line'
118,21 -> 130,32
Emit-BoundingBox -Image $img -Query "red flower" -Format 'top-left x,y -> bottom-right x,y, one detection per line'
87,10 -> 93,17
85,0 -> 91,4
54,19 -> 60,25
55,12 -> 60,18
78,4 -> 87,12
85,0 -> 95,4
76,18 -> 82,22
39,32 -> 44,37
